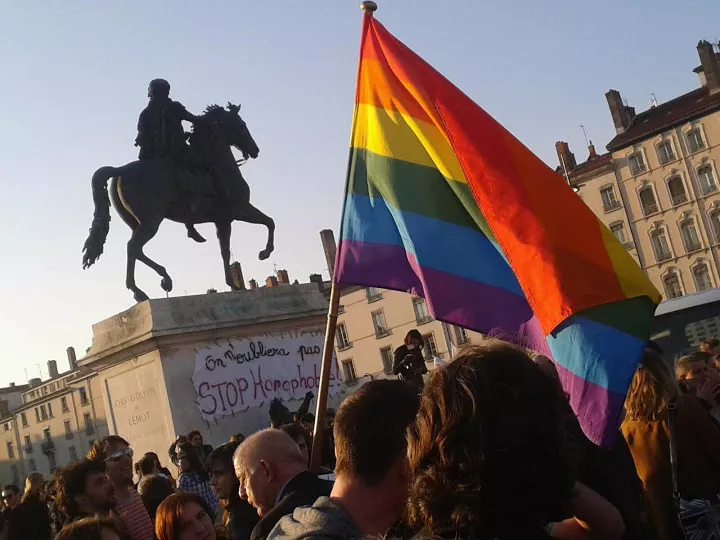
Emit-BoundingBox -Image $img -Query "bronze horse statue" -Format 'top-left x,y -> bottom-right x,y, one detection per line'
82,103 -> 274,302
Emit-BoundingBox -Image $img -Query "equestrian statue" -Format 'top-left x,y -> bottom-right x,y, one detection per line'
82,78 -> 275,302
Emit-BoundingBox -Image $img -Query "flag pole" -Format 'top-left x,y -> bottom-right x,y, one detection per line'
309,0 -> 378,474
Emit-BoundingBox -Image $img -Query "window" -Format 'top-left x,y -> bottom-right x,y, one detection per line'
6,442 -> 14,459
34,408 -> 40,423
600,186 -> 620,212
61,397 -> 69,413
1,423 -> 8,432
47,403 -> 53,418
668,177 -> 688,206
664,273 -> 683,299
422,333 -> 438,360
680,220 -> 702,252
365,287 -> 382,303
40,405 -> 47,421
694,264 -> 713,292
20,413 -> 27,428
610,223 -> 627,244
628,152 -> 647,175
48,452 -> 57,473
413,298 -> 432,324
335,323 -> 351,350
84,413 -> 93,435
341,360 -> 357,383
454,326 -> 469,345
10,466 -> 18,485
698,166 -> 718,195
380,347 -> 393,374
64,420 -> 73,440
43,428 -> 51,441
712,213 -> 720,242
687,128 -> 705,153
69,446 -> 78,461
685,316 -> 720,346
651,229 -> 672,262
657,140 -> 676,164
371,310 -> 389,338
28,459 -> 36,473
24,435 -> 32,452
78,387 -> 88,405
639,187 -> 659,216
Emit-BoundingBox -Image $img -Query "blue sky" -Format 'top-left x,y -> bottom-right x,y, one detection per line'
1,0 -> 718,384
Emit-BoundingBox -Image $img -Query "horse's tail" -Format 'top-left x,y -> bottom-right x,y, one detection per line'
82,166 -> 117,269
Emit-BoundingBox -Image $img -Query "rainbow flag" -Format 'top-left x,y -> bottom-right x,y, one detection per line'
333,9 -> 661,445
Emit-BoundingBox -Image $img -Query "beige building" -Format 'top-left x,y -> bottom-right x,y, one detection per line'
557,40 -> 720,300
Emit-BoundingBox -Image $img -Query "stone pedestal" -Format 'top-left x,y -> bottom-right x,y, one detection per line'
81,283 -> 343,459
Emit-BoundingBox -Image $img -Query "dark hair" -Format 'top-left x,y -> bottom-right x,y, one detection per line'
137,454 -> 156,476
144,451 -> 161,465
404,329 -> 424,348
155,493 -> 216,540
279,424 -> 311,465
334,380 -> 419,486
56,516 -> 130,540
207,441 -> 241,473
56,459 -> 107,522
177,442 -> 209,481
87,435 -> 129,462
2,484 -> 19,495
700,338 -> 720,353
187,430 -> 202,442
406,343 -> 574,538
137,475 -> 175,523
229,433 -> 246,443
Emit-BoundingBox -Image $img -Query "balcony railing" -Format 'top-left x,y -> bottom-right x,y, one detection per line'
603,201 -> 622,212
24,446 -> 33,454
672,193 -> 688,206
415,316 -> 433,325
41,441 -> 55,454
686,242 -> 702,253
657,251 -> 672,262
374,326 -> 391,339
642,203 -> 659,216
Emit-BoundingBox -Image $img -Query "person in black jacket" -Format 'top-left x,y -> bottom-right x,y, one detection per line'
208,442 -> 259,540
393,329 -> 428,392
233,429 -> 332,540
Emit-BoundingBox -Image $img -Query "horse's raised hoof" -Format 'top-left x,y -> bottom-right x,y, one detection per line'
187,227 -> 206,243
258,247 -> 274,261
161,276 -> 173,292
134,290 -> 149,303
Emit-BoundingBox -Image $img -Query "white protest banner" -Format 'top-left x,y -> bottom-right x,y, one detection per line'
192,330 -> 343,420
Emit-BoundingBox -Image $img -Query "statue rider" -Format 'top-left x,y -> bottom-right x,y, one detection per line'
135,79 -> 206,243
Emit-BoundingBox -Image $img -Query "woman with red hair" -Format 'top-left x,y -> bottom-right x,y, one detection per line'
155,493 -> 227,540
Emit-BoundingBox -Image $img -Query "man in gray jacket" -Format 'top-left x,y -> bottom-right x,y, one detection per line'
267,380 -> 420,540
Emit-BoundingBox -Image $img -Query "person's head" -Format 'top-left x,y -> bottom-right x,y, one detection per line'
404,329 -> 424,350
55,516 -> 130,540
279,423 -> 311,466
700,338 -> 720,355
676,351 -> 716,390
137,475 -> 175,524
57,459 -> 116,521
2,484 -> 21,509
88,436 -> 133,488
334,380 -> 419,512
406,343 -> 574,537
137,454 -> 159,477
144,451 -> 162,469
187,431 -> 203,448
624,349 -> 678,421
299,413 -> 315,436
176,442 -> 207,480
155,493 -> 216,540
207,441 -> 241,502
233,429 -> 307,516
148,78 -> 170,101
23,472 -> 45,501
229,433 -> 245,444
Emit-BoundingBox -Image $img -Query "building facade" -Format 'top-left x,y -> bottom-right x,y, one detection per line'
557,40 -> 720,301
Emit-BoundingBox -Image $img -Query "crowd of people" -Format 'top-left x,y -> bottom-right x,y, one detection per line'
0,335 -> 718,540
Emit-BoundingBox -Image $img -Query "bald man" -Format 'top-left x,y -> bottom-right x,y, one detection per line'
234,429 -> 333,540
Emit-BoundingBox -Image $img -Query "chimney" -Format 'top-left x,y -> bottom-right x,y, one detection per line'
8,383 -> 15,388
47,360 -> 59,379
249,279 -> 258,290
319,230 -> 337,278
29,378 -> 41,389
277,269 -> 290,285
697,40 -> 720,95
66,347 -> 77,371
554,141 -> 577,173
588,141 -> 597,160
228,262 -> 246,290
309,273 -> 323,285
605,90 -> 635,134
266,276 -> 278,288
0,400 -> 9,418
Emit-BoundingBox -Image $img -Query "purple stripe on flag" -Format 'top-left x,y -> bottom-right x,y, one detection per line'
336,239 -> 550,354
555,362 -> 626,446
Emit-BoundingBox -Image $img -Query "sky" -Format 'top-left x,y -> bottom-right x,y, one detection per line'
1,0 -> 719,384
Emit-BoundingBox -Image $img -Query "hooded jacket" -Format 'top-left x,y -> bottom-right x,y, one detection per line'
266,497 -> 363,540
